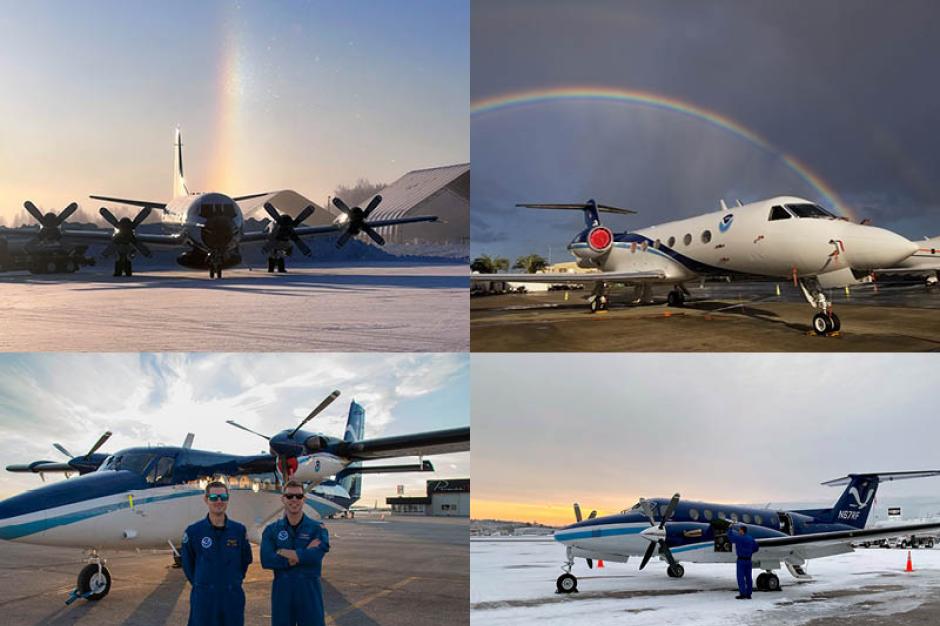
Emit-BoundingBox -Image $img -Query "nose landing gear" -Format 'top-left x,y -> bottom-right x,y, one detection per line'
66,552 -> 111,604
556,549 -> 579,593
799,278 -> 841,335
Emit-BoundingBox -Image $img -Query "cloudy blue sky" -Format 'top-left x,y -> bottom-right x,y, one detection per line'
0,353 -> 469,505
473,353 -> 940,525
0,0 -> 468,225
472,0 -> 940,261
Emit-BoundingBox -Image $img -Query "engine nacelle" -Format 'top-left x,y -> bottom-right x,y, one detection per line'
571,226 -> 614,264
292,454 -> 347,483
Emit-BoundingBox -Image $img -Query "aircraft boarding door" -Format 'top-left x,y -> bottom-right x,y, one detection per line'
778,512 -> 794,535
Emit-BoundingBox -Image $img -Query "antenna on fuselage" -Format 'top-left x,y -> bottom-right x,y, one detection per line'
182,433 -> 195,449
720,200 -> 729,211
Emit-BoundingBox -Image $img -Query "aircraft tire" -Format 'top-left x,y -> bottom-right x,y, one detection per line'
812,313 -> 832,335
268,258 -> 276,272
667,290 -> 684,307
113,260 -> 122,277
829,313 -> 841,332
556,573 -> 578,594
124,260 -> 132,277
667,564 -> 684,578
277,258 -> 286,273
765,573 -> 780,591
209,267 -> 216,279
589,298 -> 599,313
77,564 -> 111,601
756,573 -> 768,591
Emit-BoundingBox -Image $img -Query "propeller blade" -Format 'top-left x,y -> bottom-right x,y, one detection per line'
639,541 -> 656,570
23,201 -> 45,224
335,231 -> 354,248
574,503 -> 582,523
638,498 -> 657,526
226,420 -> 271,440
362,225 -> 386,246
289,389 -> 341,438
290,233 -> 312,256
57,203 -> 79,224
332,196 -> 353,216
363,195 -> 382,218
586,558 -> 593,569
85,431 -> 112,458
588,510 -> 597,519
659,542 -> 678,568
293,205 -> 315,226
263,202 -> 280,222
53,443 -> 73,459
99,207 -> 120,228
134,240 -> 153,258
131,206 -> 152,228
659,493 -> 681,530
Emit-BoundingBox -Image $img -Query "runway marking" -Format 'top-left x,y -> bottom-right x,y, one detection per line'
325,575 -> 418,624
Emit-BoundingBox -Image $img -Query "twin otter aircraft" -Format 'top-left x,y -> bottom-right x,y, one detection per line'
38,128 -> 438,278
0,391 -> 469,604
554,470 -> 940,595
479,199 -> 918,334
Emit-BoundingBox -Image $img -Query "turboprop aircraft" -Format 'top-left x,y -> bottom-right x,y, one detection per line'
45,128 -> 438,278
473,198 -> 918,334
0,393 -> 469,603
553,470 -> 940,595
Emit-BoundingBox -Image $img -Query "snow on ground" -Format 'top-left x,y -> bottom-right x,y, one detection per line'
0,263 -> 468,352
471,538 -> 940,626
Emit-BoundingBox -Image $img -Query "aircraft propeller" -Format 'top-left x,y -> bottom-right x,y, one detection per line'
261,202 -> 316,256
99,207 -> 153,259
638,493 -> 681,571
332,195 -> 386,247
573,502 -> 598,568
54,431 -> 113,461
23,201 -> 79,242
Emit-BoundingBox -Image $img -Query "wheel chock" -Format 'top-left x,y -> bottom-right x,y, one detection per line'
65,588 -> 94,605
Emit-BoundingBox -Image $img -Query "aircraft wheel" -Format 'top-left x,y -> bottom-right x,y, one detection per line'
556,573 -> 578,594
113,260 -> 123,277
812,313 -> 832,335
277,258 -> 286,273
829,313 -> 841,332
589,297 -> 599,313
267,258 -> 275,272
667,290 -> 684,307
764,573 -> 780,591
123,259 -> 132,277
209,267 -> 216,279
755,573 -> 768,591
77,564 -> 111,601
667,564 -> 684,578
216,267 -> 223,279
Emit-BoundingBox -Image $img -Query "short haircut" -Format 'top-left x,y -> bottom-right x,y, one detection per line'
282,480 -> 304,494
739,525 -> 747,533
205,480 -> 229,496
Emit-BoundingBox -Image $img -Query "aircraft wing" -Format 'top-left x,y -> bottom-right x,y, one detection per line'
354,216 -> 438,229
328,426 -> 470,460
59,229 -> 186,247
756,521 -> 940,561
90,195 -> 168,209
241,215 -> 439,244
470,270 -> 666,284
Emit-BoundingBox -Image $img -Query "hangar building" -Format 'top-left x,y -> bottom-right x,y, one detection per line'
370,163 -> 469,245
387,478 -> 470,517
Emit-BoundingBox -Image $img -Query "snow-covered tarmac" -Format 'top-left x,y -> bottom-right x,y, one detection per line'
0,263 -> 468,351
471,538 -> 940,625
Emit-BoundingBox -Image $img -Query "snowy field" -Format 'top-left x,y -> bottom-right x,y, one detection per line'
0,263 -> 468,351
471,538 -> 940,625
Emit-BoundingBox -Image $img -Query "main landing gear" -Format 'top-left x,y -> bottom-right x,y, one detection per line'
756,571 -> 780,592
208,259 -> 224,279
267,257 -> 287,273
666,285 -> 689,308
113,257 -> 133,277
589,282 -> 609,313
799,277 -> 841,335
66,552 -> 111,604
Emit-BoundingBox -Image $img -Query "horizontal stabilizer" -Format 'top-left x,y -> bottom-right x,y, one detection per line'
517,202 -> 636,215
821,471 -> 940,486
90,195 -> 167,210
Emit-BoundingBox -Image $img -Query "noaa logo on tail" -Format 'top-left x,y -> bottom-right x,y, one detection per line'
849,484 -> 874,509
719,213 -> 734,233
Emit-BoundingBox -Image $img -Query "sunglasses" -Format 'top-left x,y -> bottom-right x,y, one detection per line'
283,493 -> 304,500
207,493 -> 229,502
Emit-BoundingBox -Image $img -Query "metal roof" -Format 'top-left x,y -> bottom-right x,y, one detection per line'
371,163 -> 469,218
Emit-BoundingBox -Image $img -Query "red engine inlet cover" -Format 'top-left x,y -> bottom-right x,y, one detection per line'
588,227 -> 613,252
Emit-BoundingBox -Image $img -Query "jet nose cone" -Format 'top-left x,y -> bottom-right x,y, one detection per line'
844,226 -> 917,270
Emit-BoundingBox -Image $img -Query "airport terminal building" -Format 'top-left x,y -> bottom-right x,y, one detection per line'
387,479 -> 470,517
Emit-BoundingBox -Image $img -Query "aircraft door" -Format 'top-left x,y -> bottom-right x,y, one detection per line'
778,512 -> 794,535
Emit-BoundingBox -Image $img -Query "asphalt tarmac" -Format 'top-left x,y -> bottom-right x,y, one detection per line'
470,283 -> 940,351
0,264 -> 469,352
0,514 -> 468,626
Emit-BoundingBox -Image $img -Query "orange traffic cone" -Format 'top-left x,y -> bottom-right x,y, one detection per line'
905,551 -> 914,572
598,560 -> 605,568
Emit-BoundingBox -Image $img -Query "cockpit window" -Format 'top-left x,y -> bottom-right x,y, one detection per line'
150,456 -> 175,485
769,205 -> 791,221
98,455 -> 115,471
786,203 -> 835,219
113,453 -> 157,475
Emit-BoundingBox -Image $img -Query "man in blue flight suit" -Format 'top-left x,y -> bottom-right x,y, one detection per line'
727,524 -> 759,599
261,480 -> 331,626
181,481 -> 253,626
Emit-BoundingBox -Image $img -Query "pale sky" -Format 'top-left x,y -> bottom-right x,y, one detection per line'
0,353 -> 469,505
472,353 -> 940,525
0,1 -> 469,225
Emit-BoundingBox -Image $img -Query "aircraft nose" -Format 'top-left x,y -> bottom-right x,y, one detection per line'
843,226 -> 917,270
202,215 -> 236,249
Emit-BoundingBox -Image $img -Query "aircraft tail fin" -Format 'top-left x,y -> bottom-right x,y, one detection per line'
173,127 -> 189,198
339,401 -> 365,502
822,471 -> 940,528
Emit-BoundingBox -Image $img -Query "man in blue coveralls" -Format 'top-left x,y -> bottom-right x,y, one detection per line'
181,481 -> 253,626
727,524 -> 759,599
261,480 -> 330,626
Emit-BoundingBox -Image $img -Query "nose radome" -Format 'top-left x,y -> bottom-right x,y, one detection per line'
845,226 -> 917,270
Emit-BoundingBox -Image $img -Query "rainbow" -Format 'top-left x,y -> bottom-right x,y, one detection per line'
210,16 -> 242,192
471,87 -> 854,220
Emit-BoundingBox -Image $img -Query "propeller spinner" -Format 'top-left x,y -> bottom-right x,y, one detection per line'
332,195 -> 386,248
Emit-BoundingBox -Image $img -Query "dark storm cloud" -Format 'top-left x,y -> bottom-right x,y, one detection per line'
471,0 -> 940,258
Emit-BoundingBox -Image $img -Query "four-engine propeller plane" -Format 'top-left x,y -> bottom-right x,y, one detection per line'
0,391 -> 469,603
44,128 -> 438,278
474,198 -> 918,334
553,470 -> 940,595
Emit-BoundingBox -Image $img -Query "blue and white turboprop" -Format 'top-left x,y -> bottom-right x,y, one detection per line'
52,128 -> 438,278
475,198 -> 919,334
0,391 -> 469,603
553,471 -> 940,594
